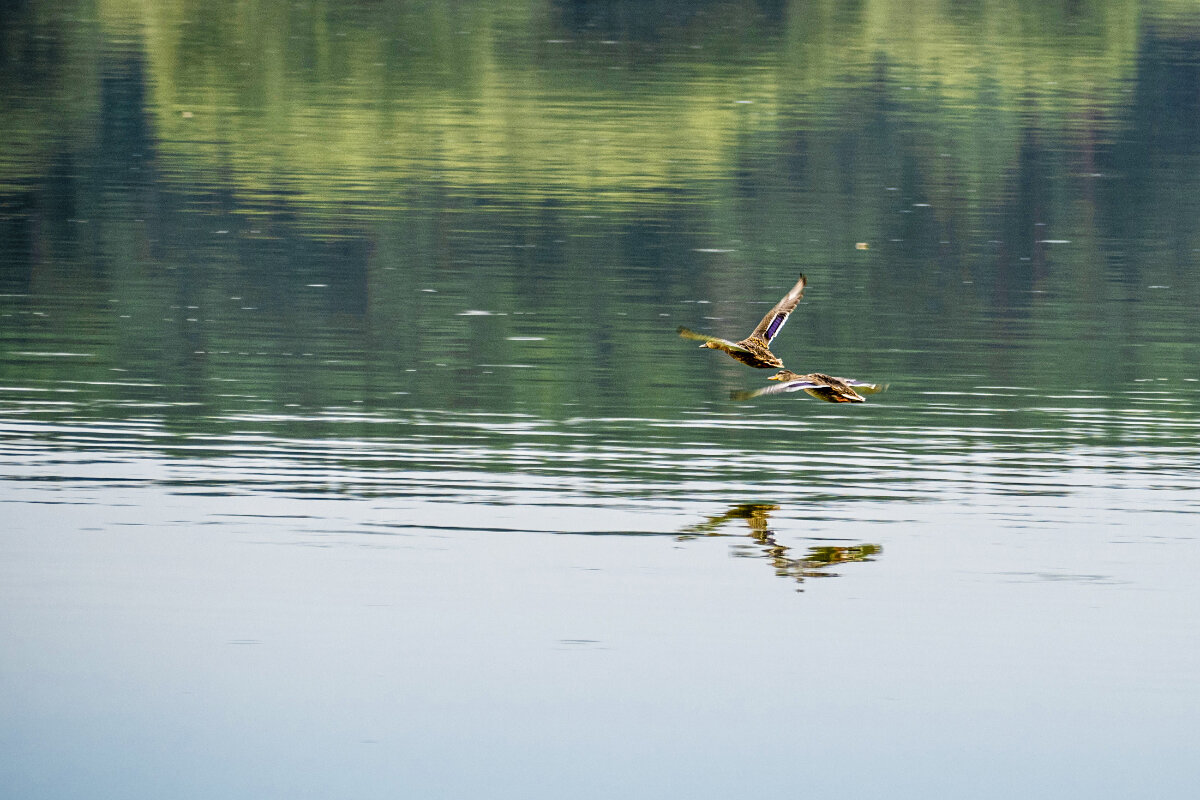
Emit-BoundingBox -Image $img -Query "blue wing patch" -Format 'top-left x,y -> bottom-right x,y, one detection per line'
764,313 -> 787,341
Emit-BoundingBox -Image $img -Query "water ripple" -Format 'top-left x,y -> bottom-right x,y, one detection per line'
2,388 -> 1198,523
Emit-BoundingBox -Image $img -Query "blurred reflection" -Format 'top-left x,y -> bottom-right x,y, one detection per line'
678,504 -> 881,588
1,0 -> 1198,418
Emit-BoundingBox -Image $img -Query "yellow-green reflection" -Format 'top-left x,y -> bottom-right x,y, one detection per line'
0,0 -> 1170,206
2,0 -> 1200,418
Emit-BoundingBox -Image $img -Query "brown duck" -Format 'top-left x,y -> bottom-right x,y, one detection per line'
731,370 -> 885,403
678,274 -> 807,369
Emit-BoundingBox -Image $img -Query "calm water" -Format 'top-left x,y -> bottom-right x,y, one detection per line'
3,1 -> 1200,797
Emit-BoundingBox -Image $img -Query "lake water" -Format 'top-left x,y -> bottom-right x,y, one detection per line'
3,1 -> 1200,797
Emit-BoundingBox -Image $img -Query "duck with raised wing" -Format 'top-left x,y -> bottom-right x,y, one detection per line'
678,274 -> 807,369
731,370 -> 884,404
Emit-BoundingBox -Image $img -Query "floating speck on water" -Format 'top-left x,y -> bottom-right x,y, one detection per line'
306,283 -> 328,288
506,336 -> 546,341
1037,240 -> 1071,244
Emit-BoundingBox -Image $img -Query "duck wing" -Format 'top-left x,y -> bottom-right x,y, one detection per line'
677,327 -> 752,353
747,274 -> 807,344
819,375 -> 884,395
729,378 -> 824,401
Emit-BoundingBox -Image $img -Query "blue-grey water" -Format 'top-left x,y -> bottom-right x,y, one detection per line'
2,1 -> 1200,797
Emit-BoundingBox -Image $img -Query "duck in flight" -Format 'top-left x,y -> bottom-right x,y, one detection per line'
731,370 -> 885,404
677,274 -> 807,369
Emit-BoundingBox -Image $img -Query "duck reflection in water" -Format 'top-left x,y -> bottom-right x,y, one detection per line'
678,504 -> 881,588
731,370 -> 886,404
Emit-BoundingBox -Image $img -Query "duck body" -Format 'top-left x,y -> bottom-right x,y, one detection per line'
697,335 -> 785,369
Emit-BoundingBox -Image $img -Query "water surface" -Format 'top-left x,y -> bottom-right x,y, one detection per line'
2,2 -> 1200,797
